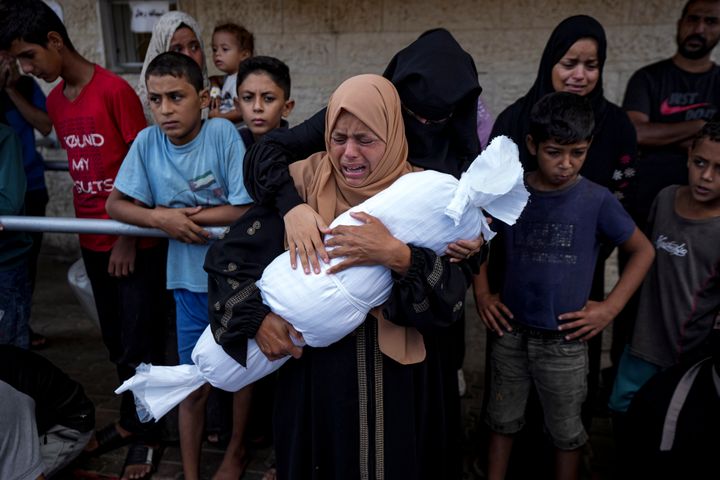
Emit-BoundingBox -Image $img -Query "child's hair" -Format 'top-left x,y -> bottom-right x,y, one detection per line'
528,92 -> 595,145
145,52 -> 204,92
213,23 -> 254,55
691,120 -> 720,148
0,0 -> 75,52
237,56 -> 292,99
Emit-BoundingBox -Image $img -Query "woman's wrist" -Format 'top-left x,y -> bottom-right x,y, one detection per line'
386,239 -> 411,276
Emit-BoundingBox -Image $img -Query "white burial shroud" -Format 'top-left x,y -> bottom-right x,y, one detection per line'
116,135 -> 529,422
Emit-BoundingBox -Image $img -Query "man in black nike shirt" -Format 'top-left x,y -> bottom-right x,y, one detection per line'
624,0 -> 720,224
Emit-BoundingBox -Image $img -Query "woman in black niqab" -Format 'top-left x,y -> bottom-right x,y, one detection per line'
384,28 -> 482,178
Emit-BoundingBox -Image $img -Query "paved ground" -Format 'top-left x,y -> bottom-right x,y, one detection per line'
29,249 -> 618,479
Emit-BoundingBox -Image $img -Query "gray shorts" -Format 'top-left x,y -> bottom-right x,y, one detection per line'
484,328 -> 589,450
0,380 -> 92,479
41,424 -> 93,477
0,380 -> 44,480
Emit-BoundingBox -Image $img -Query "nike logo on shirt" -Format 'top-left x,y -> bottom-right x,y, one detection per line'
660,99 -> 711,116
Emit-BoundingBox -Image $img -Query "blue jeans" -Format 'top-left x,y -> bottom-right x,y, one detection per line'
0,262 -> 31,349
607,347 -> 662,413
484,328 -> 589,450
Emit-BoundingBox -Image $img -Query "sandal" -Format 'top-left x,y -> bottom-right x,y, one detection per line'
89,423 -> 132,457
121,443 -> 162,480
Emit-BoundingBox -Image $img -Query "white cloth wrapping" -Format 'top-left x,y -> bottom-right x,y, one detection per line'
116,136 -> 529,422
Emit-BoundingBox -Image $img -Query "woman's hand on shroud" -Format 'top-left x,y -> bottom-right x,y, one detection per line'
323,211 -> 411,275
446,236 -> 485,263
284,204 -> 330,274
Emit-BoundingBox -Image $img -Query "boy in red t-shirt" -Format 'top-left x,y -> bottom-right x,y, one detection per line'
1,1 -> 169,477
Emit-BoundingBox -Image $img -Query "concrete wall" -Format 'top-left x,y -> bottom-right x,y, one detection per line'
39,0 -> 707,255
181,0 -> 717,120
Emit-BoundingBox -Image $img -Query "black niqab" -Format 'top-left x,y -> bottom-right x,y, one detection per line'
383,28 -> 482,178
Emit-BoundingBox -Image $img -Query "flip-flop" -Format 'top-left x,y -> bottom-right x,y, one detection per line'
121,443 -> 163,480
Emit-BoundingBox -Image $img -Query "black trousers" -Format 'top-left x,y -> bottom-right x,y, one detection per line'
24,188 -> 48,293
82,242 -> 172,439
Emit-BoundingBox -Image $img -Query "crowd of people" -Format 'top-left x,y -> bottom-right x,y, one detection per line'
0,0 -> 719,479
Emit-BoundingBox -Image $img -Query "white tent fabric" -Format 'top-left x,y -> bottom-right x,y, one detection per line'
116,136 -> 529,422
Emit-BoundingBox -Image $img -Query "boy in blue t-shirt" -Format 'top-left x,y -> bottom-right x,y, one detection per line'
474,92 -> 655,480
106,52 -> 252,480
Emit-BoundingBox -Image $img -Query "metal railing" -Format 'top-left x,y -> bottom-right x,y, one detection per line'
0,216 -> 228,239
44,160 -> 70,172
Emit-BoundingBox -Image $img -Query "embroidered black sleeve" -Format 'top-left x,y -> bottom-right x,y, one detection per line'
243,108 -> 326,215
610,111 -> 639,218
383,244 -> 481,331
204,205 -> 285,366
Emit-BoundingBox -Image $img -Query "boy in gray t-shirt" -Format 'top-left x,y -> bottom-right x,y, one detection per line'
609,120 -> 720,416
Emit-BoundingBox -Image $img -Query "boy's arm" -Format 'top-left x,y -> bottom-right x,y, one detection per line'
4,87 -> 52,136
105,188 -> 208,244
473,260 -> 514,335
559,227 -> 655,341
107,236 -> 137,277
0,57 -> 52,136
189,203 -> 251,226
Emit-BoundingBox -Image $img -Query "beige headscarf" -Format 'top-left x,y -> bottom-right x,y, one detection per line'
290,74 -> 425,364
290,74 -> 413,225
137,11 -> 209,121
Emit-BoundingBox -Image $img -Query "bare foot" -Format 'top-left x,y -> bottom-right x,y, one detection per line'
122,463 -> 152,480
84,422 -> 133,453
213,448 -> 249,480
262,466 -> 277,480
84,434 -> 98,452
121,444 -> 159,480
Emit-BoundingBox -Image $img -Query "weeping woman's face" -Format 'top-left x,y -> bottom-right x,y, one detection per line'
551,38 -> 600,97
329,111 -> 387,187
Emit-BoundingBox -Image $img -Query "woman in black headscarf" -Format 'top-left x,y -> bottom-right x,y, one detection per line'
491,15 -> 637,204
383,28 -> 482,177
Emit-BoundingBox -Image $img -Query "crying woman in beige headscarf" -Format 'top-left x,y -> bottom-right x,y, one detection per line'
288,73 -> 425,363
